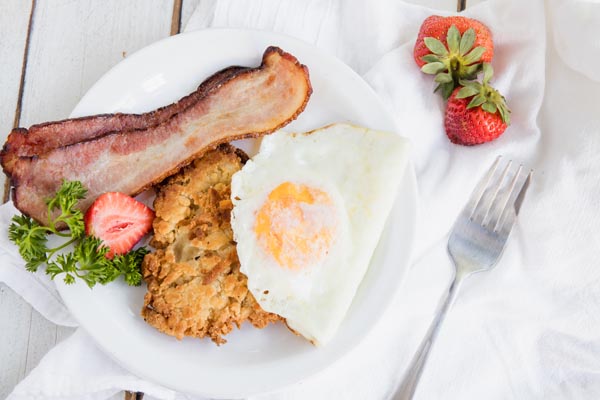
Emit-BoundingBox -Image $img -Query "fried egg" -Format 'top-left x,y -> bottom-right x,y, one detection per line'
230,123 -> 409,345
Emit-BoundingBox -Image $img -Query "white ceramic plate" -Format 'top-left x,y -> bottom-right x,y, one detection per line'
56,28 -> 417,398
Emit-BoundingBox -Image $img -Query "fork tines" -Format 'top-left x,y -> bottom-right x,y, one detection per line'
466,156 -> 532,233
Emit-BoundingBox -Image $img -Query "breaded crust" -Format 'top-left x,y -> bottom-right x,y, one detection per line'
141,144 -> 280,345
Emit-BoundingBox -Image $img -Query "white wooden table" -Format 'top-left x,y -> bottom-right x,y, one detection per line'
0,0 -> 468,398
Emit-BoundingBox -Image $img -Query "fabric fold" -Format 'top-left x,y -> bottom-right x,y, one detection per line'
0,202 -> 77,327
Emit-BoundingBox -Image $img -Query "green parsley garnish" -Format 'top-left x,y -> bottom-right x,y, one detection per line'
8,180 -> 148,288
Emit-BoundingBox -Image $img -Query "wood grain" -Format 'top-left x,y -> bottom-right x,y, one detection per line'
171,0 -> 183,35
0,2 -> 36,397
0,1 -> 174,398
0,0 -> 34,201
19,0 -> 174,126
0,286 -> 33,399
181,0 -> 202,29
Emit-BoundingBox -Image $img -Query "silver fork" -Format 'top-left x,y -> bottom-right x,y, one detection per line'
392,156 -> 532,400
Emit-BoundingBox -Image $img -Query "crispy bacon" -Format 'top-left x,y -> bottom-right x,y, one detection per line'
3,47 -> 311,224
0,66 -> 248,173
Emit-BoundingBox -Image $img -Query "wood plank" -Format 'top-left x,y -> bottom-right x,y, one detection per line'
181,0 -> 202,29
0,0 -> 174,398
19,0 -> 174,126
172,0 -> 183,34
23,310 -> 60,377
0,286 -> 33,400
0,0 -> 33,198
0,2 -> 35,398
55,325 -> 75,343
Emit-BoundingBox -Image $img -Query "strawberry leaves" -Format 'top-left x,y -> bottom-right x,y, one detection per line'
420,25 -> 488,99
421,62 -> 446,74
423,37 -> 448,56
456,84 -> 479,98
456,63 -> 510,124
415,15 -> 509,145
459,27 -> 476,54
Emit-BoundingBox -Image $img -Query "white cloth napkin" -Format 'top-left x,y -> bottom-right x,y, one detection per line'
4,0 -> 600,399
548,0 -> 600,82
0,202 -> 77,328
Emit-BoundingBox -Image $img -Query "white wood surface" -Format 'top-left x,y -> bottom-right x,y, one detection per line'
0,1 -> 36,397
0,1 -> 176,398
182,0 -> 202,29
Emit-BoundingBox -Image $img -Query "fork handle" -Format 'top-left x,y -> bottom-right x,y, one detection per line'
391,276 -> 462,400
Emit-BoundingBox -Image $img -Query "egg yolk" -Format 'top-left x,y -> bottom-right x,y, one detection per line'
254,182 -> 337,270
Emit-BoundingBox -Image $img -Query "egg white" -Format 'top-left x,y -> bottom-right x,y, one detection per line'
230,123 -> 410,345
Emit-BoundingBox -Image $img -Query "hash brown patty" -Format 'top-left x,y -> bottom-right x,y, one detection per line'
141,144 -> 280,344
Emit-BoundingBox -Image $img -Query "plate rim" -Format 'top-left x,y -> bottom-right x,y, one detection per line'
55,27 -> 418,398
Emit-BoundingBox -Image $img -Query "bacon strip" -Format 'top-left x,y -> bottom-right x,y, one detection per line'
4,47 -> 311,224
0,66 -> 248,173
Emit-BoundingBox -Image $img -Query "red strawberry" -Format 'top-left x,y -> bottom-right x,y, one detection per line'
444,64 -> 510,146
84,192 -> 154,258
414,16 -> 493,67
414,16 -> 494,98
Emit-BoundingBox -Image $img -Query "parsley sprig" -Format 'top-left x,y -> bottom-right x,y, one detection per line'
8,180 -> 148,288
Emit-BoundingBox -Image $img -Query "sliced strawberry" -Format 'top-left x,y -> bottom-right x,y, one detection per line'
84,192 -> 154,258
